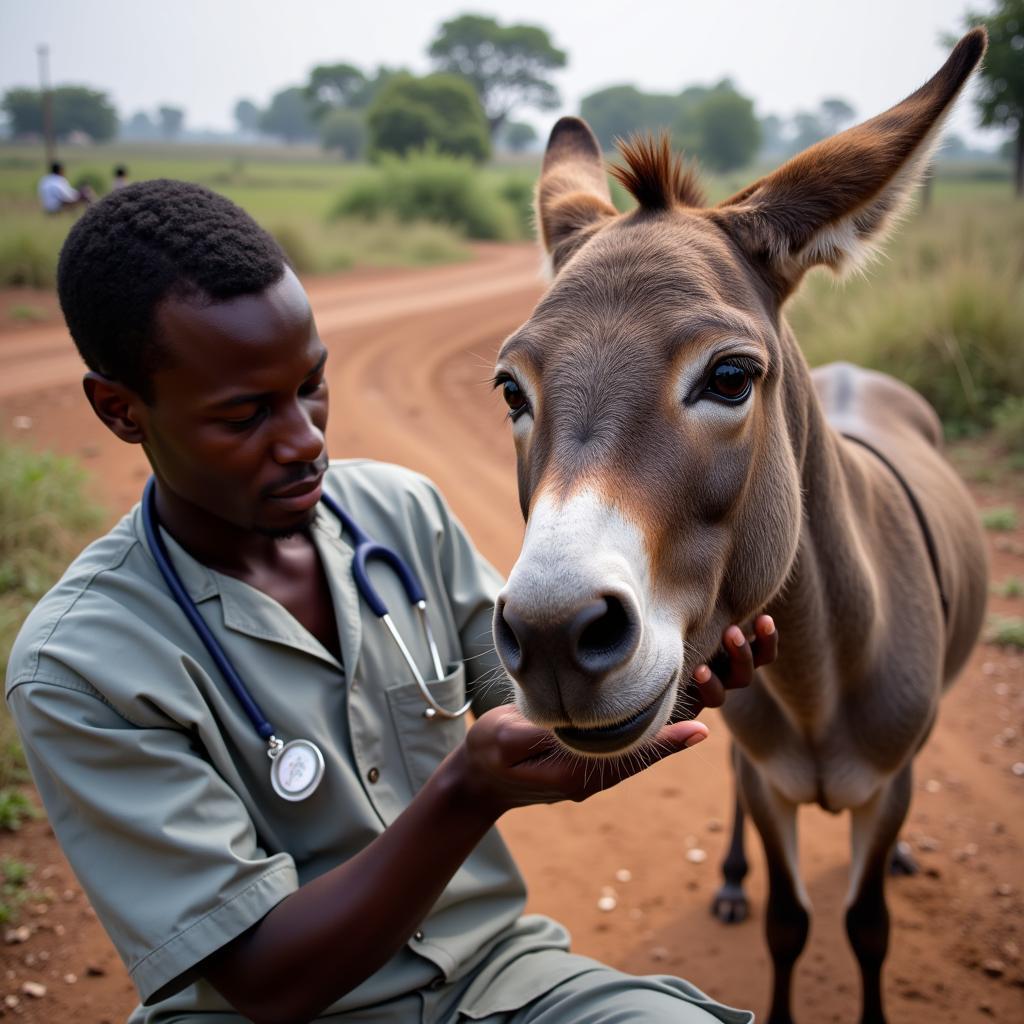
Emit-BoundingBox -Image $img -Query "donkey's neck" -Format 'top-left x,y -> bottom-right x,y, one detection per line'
761,331 -> 882,731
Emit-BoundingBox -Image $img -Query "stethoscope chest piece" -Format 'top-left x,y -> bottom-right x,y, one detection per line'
268,736 -> 325,802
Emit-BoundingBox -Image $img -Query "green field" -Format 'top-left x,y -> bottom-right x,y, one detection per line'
1,140 -> 1021,443
0,142 -> 545,284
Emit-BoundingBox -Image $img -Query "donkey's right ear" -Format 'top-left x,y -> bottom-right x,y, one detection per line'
537,117 -> 618,273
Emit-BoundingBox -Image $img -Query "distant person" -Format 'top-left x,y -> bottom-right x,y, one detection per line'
37,162 -> 92,214
112,165 -> 129,190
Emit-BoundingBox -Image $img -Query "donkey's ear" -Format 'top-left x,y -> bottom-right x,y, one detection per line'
712,29 -> 987,299
537,117 -> 618,273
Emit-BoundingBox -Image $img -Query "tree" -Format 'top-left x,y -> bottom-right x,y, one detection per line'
581,85 -> 679,150
367,72 -> 490,161
957,2 -> 1024,196
791,111 -> 826,152
320,108 -> 367,159
501,121 -> 538,152
693,86 -> 760,171
259,86 -> 317,143
122,110 -> 157,140
1,85 -> 117,142
305,63 -> 368,119
820,97 -> 856,136
234,99 -> 261,134
428,14 -> 566,137
157,105 -> 185,139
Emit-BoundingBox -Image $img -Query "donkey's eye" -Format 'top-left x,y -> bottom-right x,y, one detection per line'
498,376 -> 530,420
706,361 -> 754,404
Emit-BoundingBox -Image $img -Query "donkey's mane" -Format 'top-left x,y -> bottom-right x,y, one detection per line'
611,133 -> 706,211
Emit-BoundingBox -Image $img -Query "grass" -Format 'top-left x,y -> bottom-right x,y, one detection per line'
993,577 -> 1024,599
981,507 -> 1019,531
788,198 -> 1024,438
0,857 -> 35,926
0,443 -> 104,795
985,615 -> 1024,649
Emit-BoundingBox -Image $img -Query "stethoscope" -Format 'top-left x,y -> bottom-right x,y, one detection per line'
141,477 -> 471,802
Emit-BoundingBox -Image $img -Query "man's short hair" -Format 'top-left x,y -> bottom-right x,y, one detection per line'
51,162 -> 63,175
58,179 -> 286,401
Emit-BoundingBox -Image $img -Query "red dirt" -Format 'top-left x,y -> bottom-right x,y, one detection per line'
0,246 -> 1021,1023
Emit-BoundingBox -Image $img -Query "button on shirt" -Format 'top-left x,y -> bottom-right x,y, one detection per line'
6,460 -> 574,1021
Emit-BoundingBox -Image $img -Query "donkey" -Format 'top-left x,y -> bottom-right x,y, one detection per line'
490,30 -> 990,1024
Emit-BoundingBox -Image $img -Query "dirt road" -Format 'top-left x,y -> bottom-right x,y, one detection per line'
1,246 -> 1021,1022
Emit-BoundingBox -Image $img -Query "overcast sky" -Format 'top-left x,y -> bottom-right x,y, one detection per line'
0,0 -> 1002,146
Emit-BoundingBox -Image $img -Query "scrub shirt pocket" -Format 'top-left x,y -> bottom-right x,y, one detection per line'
386,662 -> 468,793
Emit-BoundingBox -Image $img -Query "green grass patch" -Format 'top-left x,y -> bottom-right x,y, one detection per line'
0,857 -> 35,926
981,507 -> 1018,532
985,615 -> 1024,649
787,199 -> 1024,438
0,443 -> 104,793
0,790 -> 36,832
993,576 -> 1024,599
332,150 -> 526,241
7,304 -> 48,324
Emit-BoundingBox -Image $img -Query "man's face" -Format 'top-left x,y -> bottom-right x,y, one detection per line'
140,266 -> 330,536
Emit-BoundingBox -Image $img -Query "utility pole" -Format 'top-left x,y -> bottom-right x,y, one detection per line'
37,44 -> 56,168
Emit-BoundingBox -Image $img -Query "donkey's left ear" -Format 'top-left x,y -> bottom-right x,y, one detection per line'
711,29 -> 987,299
537,117 -> 618,273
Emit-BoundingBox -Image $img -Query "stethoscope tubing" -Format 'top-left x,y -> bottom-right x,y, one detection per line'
142,478 -> 276,740
142,477 -> 471,734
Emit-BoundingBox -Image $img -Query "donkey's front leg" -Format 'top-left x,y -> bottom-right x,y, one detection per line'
712,742 -> 749,923
846,763 -> 913,1024
737,752 -> 809,1024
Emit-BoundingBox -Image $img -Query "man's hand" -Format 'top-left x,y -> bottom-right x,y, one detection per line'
688,614 -> 777,711
451,705 -> 708,820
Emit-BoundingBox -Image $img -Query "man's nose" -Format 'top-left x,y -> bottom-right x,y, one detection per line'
273,402 -> 325,463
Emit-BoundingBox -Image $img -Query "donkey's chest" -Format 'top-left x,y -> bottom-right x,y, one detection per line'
724,667 -> 940,811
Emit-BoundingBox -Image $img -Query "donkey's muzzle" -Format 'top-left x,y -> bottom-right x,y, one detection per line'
495,592 -> 641,700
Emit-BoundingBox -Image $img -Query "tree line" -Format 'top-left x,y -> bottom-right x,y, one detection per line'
2,3 -> 1021,189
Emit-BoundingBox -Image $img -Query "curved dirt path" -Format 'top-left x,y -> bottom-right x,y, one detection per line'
0,246 -> 1021,1022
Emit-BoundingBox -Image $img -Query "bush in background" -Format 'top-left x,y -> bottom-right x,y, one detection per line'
332,150 -> 521,240
790,201 -> 1024,437
367,73 -> 490,163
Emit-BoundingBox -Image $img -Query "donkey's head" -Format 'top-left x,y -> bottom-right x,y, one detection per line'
492,31 -> 985,756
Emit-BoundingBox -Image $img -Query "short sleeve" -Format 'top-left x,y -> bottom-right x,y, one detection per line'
7,676 -> 298,1004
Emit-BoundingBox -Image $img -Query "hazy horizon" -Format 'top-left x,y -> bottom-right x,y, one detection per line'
0,0 -> 1006,149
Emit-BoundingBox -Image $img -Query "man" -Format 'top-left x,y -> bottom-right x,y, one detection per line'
6,180 -> 774,1023
37,161 -> 91,213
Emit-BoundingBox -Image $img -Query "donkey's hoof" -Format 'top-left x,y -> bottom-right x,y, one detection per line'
711,883 -> 749,923
890,840 -> 919,876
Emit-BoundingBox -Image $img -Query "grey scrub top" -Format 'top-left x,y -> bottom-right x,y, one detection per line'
5,460 -> 576,1020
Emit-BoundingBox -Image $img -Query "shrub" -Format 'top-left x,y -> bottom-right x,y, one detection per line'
790,202 -> 1024,436
367,73 -> 490,163
981,507 -> 1018,531
331,151 -> 519,240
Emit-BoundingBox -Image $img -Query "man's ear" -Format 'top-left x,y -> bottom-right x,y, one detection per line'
710,28 -> 987,300
537,117 -> 618,274
82,372 -> 148,444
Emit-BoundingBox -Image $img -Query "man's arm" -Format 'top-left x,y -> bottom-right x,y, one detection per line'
202,707 -> 708,1024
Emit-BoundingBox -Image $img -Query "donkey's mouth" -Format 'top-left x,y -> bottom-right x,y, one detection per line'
554,677 -> 675,755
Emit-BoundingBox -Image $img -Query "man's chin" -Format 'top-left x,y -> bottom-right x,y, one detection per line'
256,507 -> 319,539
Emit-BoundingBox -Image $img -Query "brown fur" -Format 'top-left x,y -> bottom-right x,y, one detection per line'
497,29 -> 989,1024
611,133 -> 706,209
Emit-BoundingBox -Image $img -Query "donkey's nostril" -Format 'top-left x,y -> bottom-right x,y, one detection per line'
571,595 -> 638,674
495,599 -> 524,674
